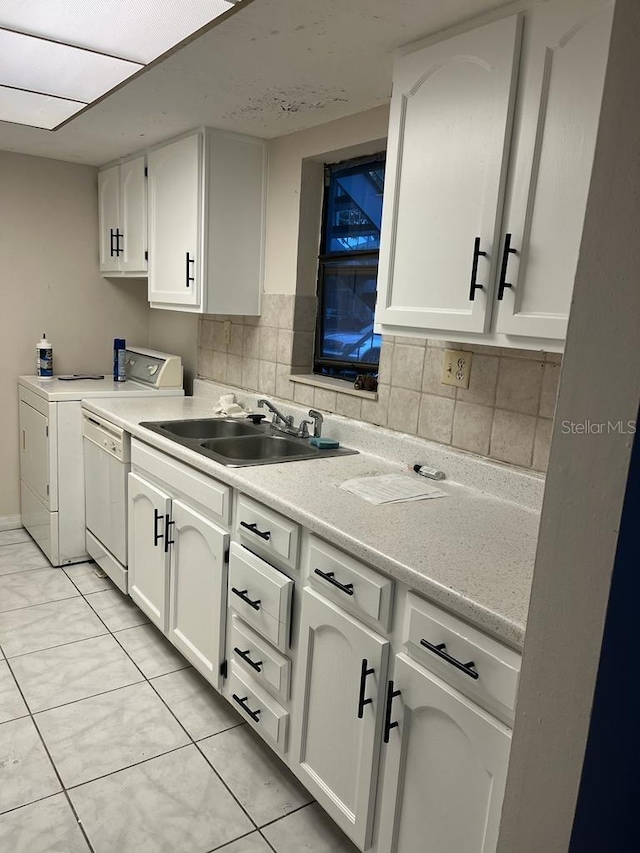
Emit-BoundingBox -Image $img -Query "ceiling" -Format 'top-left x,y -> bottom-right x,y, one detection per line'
0,0 -> 516,166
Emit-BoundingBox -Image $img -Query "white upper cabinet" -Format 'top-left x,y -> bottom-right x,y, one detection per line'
376,16 -> 522,334
494,0 -> 614,340
147,128 -> 267,314
98,156 -> 147,277
376,0 -> 613,347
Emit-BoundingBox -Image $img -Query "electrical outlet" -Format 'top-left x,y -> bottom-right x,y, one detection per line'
441,349 -> 472,389
223,320 -> 232,346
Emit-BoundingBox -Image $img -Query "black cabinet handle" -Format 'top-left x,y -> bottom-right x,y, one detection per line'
164,516 -> 175,553
383,680 -> 401,744
232,693 -> 261,722
186,252 -> 195,288
109,228 -> 115,257
115,229 -> 123,257
468,236 -> 488,301
357,658 -> 375,719
231,587 -> 261,611
240,521 -> 271,541
497,232 -> 517,300
234,647 -> 263,673
420,639 -> 479,680
314,568 -> 354,596
153,509 -> 163,547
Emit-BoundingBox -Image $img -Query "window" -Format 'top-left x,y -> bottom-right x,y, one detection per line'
314,153 -> 385,382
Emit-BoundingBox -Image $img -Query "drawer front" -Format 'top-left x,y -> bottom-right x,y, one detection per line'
308,537 -> 394,632
228,543 -> 293,651
230,615 -> 291,703
404,593 -> 521,723
228,664 -> 289,753
236,494 -> 300,571
131,439 -> 230,526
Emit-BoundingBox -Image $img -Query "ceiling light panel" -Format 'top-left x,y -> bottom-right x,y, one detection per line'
0,85 -> 82,130
0,0 -> 235,63
0,30 -> 142,103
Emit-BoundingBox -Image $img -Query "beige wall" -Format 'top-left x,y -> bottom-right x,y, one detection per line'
0,150 -> 151,519
148,310 -> 198,395
264,105 -> 390,295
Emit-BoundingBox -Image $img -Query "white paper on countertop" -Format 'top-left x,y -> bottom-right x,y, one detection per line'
338,473 -> 447,505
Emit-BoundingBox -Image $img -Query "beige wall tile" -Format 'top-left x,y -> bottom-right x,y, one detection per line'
539,362 -> 561,419
244,313 -> 260,326
259,326 -> 278,363
501,347 -> 545,359
292,331 -> 315,368
545,352 -> 563,364
242,326 -> 260,359
422,348 -> 456,399
242,357 -> 259,390
198,347 -> 215,379
258,360 -> 277,395
452,401 -> 493,455
388,388 -> 421,434
212,321 -> 227,352
314,388 -> 337,412
277,329 -> 293,366
417,394 -> 454,444
201,319 -> 215,351
336,394 -> 362,420
391,344 -> 425,391
457,355 -> 499,406
279,295 -> 296,330
377,340 -> 393,385
227,354 -> 243,386
294,296 -> 318,332
490,410 -> 537,467
293,382 -> 315,406
495,358 -> 544,415
228,323 -> 244,356
211,351 -> 227,383
361,384 -> 389,427
260,293 -> 280,327
275,363 -> 295,399
532,417 -> 553,472
394,336 -> 427,348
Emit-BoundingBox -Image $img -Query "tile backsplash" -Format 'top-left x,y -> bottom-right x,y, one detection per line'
198,294 -> 559,473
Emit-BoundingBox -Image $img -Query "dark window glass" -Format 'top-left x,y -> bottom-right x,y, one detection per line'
314,154 -> 385,380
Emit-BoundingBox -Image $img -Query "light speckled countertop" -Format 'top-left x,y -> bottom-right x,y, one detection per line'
83,395 -> 542,649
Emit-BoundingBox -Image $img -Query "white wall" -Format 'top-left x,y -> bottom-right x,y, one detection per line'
0,150 -> 151,519
264,105 -> 390,295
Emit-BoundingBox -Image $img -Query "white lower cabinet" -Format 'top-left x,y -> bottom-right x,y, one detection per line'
128,472 -> 171,631
375,654 -> 511,853
168,499 -> 229,686
291,588 -> 390,850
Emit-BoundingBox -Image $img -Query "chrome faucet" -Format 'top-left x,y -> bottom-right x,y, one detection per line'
257,399 -> 315,439
257,398 -> 294,429
308,409 -> 323,438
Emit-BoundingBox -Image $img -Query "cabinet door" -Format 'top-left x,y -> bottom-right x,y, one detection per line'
494,0 -> 613,339
19,400 -> 51,508
148,133 -> 202,307
120,156 -> 148,275
290,588 -> 389,849
128,472 -> 171,631
98,165 -> 120,273
376,16 -> 521,333
376,654 -> 511,853
168,500 -> 229,689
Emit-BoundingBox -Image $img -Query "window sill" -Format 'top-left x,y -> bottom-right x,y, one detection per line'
289,373 -> 378,400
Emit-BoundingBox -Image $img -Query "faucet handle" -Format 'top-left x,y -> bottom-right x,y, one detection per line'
297,419 -> 313,439
308,409 -> 323,438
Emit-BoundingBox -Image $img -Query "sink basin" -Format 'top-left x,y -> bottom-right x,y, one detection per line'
147,418 -> 259,439
201,434 -> 318,462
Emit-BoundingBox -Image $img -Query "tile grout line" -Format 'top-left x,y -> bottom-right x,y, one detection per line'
0,592 -> 81,617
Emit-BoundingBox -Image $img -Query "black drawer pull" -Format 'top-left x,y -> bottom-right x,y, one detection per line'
314,568 -> 354,596
232,693 -> 261,723
383,680 -> 401,744
185,252 -> 195,288
153,509 -> 163,547
234,647 -> 263,673
231,587 -> 261,611
469,236 -> 488,301
497,232 -> 517,301
115,228 -> 123,256
240,521 -> 271,541
357,658 -> 375,719
420,639 -> 479,680
109,228 -> 115,257
164,516 -> 174,553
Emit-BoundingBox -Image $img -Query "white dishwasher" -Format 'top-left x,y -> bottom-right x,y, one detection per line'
83,413 -> 130,592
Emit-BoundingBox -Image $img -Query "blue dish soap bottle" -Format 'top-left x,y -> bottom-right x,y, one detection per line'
113,338 -> 126,382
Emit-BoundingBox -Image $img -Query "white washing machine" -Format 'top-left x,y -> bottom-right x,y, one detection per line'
18,347 -> 184,567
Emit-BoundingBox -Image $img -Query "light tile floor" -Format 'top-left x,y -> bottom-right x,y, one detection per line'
0,537 -> 359,853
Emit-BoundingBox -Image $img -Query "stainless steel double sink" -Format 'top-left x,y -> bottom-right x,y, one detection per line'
139,417 -> 357,467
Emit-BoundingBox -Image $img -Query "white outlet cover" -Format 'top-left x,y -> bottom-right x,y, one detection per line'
441,349 -> 472,389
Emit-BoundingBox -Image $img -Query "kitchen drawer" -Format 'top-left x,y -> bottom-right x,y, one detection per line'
307,537 -> 394,633
228,663 -> 289,753
228,543 -> 293,651
131,439 -> 230,526
236,494 -> 299,571
230,615 -> 291,703
404,593 -> 521,724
